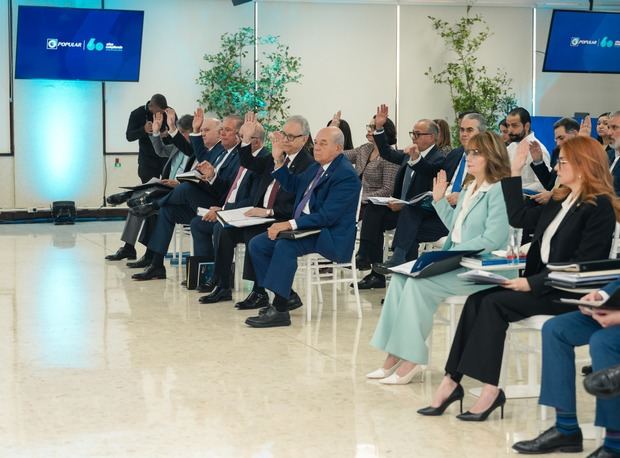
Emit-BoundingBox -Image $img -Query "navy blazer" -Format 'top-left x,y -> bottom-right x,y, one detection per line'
443,146 -> 465,183
273,153 -> 361,263
612,159 -> 620,196
223,147 -> 270,210
196,144 -> 241,205
189,136 -> 226,164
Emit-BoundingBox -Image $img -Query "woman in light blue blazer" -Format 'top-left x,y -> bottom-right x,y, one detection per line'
368,131 -> 514,384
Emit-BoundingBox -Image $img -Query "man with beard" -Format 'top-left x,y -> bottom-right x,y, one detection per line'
608,111 -> 620,195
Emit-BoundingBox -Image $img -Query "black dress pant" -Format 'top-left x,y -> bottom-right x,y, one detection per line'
214,224 -> 268,289
445,286 -> 579,386
392,206 -> 448,259
358,203 -> 399,263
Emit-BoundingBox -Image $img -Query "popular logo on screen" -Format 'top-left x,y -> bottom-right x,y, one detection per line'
570,36 -> 620,48
87,38 -> 124,52
46,38 -> 82,50
599,37 -> 620,48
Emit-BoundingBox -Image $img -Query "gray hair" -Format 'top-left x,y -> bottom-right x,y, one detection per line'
462,113 -> 487,132
611,111 -> 620,119
223,114 -> 243,130
418,119 -> 439,137
332,128 -> 345,147
287,115 -> 311,136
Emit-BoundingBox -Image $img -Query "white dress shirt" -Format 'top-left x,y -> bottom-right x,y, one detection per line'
289,161 -> 332,230
450,181 -> 492,244
226,148 -> 261,204
540,192 -> 578,264
262,151 -> 299,209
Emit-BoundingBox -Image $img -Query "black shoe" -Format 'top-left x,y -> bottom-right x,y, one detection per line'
105,245 -> 137,261
197,278 -> 217,294
584,364 -> 620,400
356,273 -> 386,290
587,446 -> 620,458
582,365 -> 594,376
245,306 -> 291,328
126,253 -> 152,268
286,291 -> 303,311
417,384 -> 464,416
456,389 -> 506,422
130,203 -> 157,218
132,264 -> 166,281
372,259 -> 401,276
235,291 -> 270,310
181,280 -> 187,287
106,191 -> 133,206
199,286 -> 232,304
512,426 -> 583,454
127,194 -> 152,208
355,255 -> 371,271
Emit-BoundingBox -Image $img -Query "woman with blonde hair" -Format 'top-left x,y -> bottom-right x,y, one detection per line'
368,131 -> 513,384
419,136 -> 620,422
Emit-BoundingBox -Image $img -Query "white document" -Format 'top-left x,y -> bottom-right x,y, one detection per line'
368,192 -> 432,206
457,269 -> 509,285
388,260 -> 418,276
215,206 -> 275,228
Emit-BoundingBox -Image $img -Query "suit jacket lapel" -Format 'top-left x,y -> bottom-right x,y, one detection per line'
460,189 -> 488,221
532,200 -> 563,242
552,200 -> 580,239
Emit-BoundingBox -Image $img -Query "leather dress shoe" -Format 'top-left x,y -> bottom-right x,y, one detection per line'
245,306 -> 291,328
356,273 -> 386,290
199,286 -> 232,304
198,278 -> 217,294
355,255 -> 371,271
132,264 -> 166,281
126,253 -> 152,269
130,203 -> 157,218
582,365 -> 594,376
584,364 -> 620,400
106,191 -> 133,206
372,259 -> 402,276
587,446 -> 620,458
512,426 -> 583,454
127,194 -> 151,208
105,245 -> 136,261
286,291 -> 303,311
235,291 -> 270,310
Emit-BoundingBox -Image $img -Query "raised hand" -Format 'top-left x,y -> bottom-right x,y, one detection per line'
144,121 -> 153,134
270,131 -> 286,165
432,169 -> 448,202
152,112 -> 163,134
329,110 -> 342,127
193,107 -> 204,133
579,115 -> 592,137
239,112 -> 258,143
529,140 -> 543,162
511,139 -> 529,177
165,108 -> 177,131
405,144 -> 420,161
375,104 -> 388,130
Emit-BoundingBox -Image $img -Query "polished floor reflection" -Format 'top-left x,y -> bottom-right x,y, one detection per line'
0,222 -> 600,457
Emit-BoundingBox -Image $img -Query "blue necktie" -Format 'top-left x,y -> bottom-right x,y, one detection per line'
294,167 -> 324,219
451,154 -> 467,193
401,165 -> 414,200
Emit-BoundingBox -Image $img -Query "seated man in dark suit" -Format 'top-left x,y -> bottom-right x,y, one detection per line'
189,119 -> 269,302
358,105 -> 450,283
131,113 -> 243,280
609,111 -> 620,196
245,126 -> 361,328
513,279 -> 620,457
187,107 -> 225,163
199,113 -> 315,307
106,113 -> 196,264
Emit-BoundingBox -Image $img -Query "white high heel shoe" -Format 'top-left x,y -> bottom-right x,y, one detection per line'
366,361 -> 402,379
379,365 -> 425,385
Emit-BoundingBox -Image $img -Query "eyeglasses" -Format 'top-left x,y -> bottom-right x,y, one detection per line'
409,131 -> 433,139
465,149 -> 481,157
557,159 -> 569,168
281,131 -> 305,142
366,124 -> 376,132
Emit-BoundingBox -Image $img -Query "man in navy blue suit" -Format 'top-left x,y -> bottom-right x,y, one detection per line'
131,113 -> 243,281
245,126 -> 361,328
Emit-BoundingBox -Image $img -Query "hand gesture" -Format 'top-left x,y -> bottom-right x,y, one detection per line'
329,110 -> 342,127
152,112 -> 163,134
405,144 -> 420,161
531,190 -> 552,205
165,108 -> 177,131
592,309 -> 620,328
375,104 -> 388,130
432,169 -> 449,202
193,107 -> 204,133
196,161 -> 215,180
446,192 -> 460,207
511,139 -> 529,177
239,112 -> 259,144
579,115 -> 592,137
529,140 -> 543,162
269,131 -> 286,164
202,206 -> 221,222
144,121 -> 153,134
267,221 -> 292,240
244,207 -> 270,218
387,201 -> 404,212
502,277 -> 532,292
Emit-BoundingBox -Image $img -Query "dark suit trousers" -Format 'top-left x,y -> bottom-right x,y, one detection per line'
539,311 -> 620,430
148,205 -> 196,256
445,287 -> 578,386
392,206 -> 448,260
358,203 -> 399,263
249,232 -> 319,298
157,182 -> 216,211
189,216 -> 218,261
214,224 -> 268,289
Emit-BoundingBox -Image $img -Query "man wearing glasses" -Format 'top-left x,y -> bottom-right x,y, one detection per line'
368,104 -> 450,275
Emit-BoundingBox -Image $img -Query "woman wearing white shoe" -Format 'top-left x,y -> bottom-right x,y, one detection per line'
368,131 -> 513,385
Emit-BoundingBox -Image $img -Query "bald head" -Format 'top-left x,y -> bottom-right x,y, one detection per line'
313,126 -> 344,165
200,117 -> 222,149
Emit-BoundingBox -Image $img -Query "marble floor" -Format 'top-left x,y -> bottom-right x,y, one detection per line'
0,222 -> 600,457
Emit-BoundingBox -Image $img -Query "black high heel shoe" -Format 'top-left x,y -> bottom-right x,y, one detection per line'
417,384 -> 464,416
456,389 -> 506,422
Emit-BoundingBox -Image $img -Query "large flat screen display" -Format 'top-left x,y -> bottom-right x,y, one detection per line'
543,9 -> 620,74
15,6 -> 144,81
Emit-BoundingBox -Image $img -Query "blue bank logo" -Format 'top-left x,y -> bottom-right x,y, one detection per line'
600,36 -> 614,48
570,37 -> 580,47
46,38 -> 58,50
86,38 -> 104,51
569,37 -> 598,47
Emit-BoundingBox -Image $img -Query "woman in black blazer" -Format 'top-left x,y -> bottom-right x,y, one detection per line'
418,136 -> 620,421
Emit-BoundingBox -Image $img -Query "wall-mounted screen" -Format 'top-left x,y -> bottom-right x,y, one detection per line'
15,6 -> 144,81
543,9 -> 620,74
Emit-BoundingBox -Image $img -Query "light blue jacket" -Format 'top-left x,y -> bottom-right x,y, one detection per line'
432,180 -> 510,253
